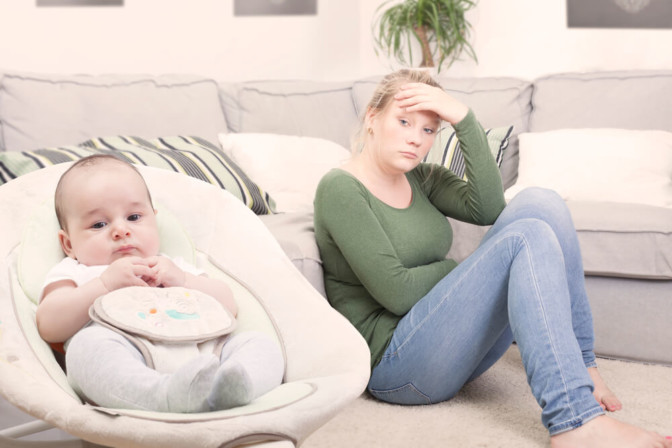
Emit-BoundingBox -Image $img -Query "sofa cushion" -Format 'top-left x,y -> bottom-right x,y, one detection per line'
219,132 -> 351,213
352,76 -> 533,189
219,80 -> 358,150
569,201 -> 672,280
0,135 -> 275,215
0,72 -> 227,151
446,200 -> 672,281
505,128 -> 672,208
530,70 -> 672,133
425,125 -> 513,180
259,212 -> 325,297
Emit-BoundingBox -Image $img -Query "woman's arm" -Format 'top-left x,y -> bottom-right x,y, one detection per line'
395,82 -> 506,224
414,111 -> 506,225
425,110 -> 506,224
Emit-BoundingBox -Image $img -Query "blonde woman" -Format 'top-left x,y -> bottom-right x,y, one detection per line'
313,69 -> 671,447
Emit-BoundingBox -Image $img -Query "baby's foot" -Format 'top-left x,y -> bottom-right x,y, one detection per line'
165,354 -> 219,413
551,415 -> 672,448
588,367 -> 622,412
208,359 -> 254,410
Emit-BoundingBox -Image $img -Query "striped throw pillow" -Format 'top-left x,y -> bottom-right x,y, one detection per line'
424,125 -> 514,180
0,135 -> 275,215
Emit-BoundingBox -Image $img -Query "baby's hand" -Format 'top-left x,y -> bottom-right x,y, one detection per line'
145,256 -> 186,288
100,257 -> 152,291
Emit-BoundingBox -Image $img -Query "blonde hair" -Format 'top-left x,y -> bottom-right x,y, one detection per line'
55,155 -> 153,230
351,69 -> 442,154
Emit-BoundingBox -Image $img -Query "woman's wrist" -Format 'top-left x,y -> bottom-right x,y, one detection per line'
444,104 -> 469,126
446,106 -> 471,126
451,108 -> 476,131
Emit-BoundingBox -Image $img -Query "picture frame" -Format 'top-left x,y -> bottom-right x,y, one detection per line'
567,0 -> 672,29
234,0 -> 317,16
37,0 -> 123,6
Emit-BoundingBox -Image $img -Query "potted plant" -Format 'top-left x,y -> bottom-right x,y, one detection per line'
373,0 -> 478,72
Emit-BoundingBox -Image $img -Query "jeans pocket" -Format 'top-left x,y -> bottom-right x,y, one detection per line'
368,382 -> 432,405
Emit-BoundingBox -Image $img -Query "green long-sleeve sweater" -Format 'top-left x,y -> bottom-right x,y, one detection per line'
313,110 -> 507,368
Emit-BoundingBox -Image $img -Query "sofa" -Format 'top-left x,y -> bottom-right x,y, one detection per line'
0,69 -> 670,369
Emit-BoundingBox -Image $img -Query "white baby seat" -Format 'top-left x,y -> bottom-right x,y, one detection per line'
0,164 -> 370,448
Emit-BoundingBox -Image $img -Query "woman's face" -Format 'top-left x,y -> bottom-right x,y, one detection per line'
367,97 -> 440,175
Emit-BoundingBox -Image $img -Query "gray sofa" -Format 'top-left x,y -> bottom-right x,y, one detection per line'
0,69 -> 670,366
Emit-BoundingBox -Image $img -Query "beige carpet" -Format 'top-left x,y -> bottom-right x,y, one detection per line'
303,347 -> 672,448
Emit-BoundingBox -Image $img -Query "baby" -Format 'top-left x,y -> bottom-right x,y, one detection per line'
36,155 -> 284,413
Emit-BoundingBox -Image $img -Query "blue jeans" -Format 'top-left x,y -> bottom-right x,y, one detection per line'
367,187 -> 604,435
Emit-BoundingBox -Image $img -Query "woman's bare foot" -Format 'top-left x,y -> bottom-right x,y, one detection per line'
551,415 -> 672,448
589,367 -> 622,412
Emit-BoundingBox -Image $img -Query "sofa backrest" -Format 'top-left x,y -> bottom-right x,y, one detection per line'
0,72 -> 228,152
219,80 -> 358,150
5,69 -> 671,191
530,70 -> 672,132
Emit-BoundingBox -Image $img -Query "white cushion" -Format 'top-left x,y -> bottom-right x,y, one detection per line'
505,128 -> 672,207
219,133 -> 351,213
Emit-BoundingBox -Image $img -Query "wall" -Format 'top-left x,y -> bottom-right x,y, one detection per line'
0,0 -> 361,80
0,0 -> 670,81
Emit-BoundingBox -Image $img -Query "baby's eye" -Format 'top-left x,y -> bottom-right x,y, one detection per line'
91,221 -> 107,229
127,214 -> 141,222
424,127 -> 436,135
399,119 -> 409,126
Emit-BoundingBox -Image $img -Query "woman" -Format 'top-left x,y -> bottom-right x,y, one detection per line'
313,69 -> 671,447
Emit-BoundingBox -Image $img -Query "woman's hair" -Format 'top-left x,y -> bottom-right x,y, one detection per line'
54,154 -> 153,230
351,69 -> 442,153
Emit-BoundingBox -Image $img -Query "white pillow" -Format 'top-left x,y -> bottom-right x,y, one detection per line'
504,128 -> 672,207
218,133 -> 351,213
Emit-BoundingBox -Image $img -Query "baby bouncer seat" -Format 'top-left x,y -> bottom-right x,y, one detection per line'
0,164 -> 370,448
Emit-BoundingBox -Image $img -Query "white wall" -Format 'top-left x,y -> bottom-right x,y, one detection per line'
0,0 -> 671,81
0,0 -> 361,80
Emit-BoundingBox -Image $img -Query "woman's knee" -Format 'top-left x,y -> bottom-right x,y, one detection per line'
512,187 -> 564,209
501,219 -> 564,260
506,187 -> 571,227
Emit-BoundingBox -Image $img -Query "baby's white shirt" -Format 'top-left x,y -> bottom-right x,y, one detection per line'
39,255 -> 202,301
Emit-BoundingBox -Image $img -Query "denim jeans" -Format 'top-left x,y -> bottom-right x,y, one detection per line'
367,187 -> 605,435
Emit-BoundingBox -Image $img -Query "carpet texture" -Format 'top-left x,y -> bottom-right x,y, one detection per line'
303,347 -> 672,447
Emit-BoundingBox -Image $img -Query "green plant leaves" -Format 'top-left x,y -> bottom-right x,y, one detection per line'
373,0 -> 477,72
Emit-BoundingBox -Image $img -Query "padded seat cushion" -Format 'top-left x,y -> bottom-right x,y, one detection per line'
568,201 -> 672,279
259,212 -> 325,297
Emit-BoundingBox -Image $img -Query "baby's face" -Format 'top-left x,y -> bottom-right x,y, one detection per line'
59,162 -> 160,266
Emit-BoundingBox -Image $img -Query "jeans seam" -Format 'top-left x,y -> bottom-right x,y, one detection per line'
519,229 -> 578,422
368,382 -> 432,405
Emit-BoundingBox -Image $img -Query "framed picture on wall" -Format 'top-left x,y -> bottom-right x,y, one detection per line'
567,0 -> 672,28
37,0 -> 123,6
234,0 -> 317,16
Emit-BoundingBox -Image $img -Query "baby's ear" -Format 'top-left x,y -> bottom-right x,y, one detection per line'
58,230 -> 76,259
